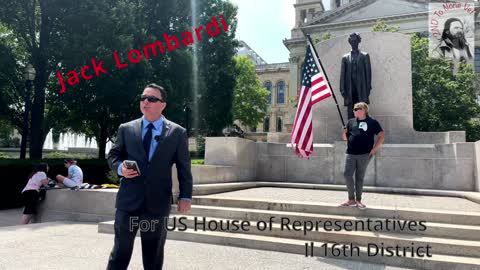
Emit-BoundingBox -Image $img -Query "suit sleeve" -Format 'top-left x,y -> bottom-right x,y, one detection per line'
365,53 -> 372,93
174,128 -> 193,200
107,124 -> 126,176
340,56 -> 346,97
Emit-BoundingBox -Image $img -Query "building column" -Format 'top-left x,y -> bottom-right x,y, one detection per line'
270,111 -> 276,132
285,55 -> 302,132
271,82 -> 277,107
288,55 -> 301,100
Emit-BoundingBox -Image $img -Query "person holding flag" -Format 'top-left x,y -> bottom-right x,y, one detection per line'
340,102 -> 384,209
291,34 -> 384,209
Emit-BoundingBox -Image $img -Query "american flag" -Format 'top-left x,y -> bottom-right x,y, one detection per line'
291,43 -> 332,158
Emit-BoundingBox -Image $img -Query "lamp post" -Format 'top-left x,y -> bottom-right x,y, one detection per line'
20,64 -> 36,159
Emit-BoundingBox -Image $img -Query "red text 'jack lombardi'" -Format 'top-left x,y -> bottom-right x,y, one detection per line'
57,14 -> 229,94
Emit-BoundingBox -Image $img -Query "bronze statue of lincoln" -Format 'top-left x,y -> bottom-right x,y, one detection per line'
340,33 -> 372,119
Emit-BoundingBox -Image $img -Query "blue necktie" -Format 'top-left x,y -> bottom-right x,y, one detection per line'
143,123 -> 154,159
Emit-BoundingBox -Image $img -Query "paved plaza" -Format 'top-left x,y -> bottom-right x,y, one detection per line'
3,187 -> 478,269
0,187 -> 454,269
0,220 -> 412,270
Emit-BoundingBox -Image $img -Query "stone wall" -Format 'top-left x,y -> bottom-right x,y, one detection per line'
256,141 -> 478,191
37,189 -> 117,223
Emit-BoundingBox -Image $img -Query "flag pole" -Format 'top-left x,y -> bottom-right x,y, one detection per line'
305,34 -> 346,128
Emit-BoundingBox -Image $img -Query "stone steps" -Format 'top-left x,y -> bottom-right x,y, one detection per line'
181,205 -> 480,241
98,221 -> 480,270
98,196 -> 480,269
163,215 -> 480,257
192,196 -> 480,225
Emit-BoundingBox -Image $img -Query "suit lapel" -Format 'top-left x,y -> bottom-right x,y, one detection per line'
133,118 -> 147,160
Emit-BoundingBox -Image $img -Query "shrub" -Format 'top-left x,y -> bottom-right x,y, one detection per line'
106,169 -> 120,185
191,159 -> 205,165
0,159 -> 110,210
466,119 -> 480,142
43,152 -> 91,159
195,135 -> 206,157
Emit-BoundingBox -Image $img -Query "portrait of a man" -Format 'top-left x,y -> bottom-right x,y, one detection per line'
432,17 -> 473,62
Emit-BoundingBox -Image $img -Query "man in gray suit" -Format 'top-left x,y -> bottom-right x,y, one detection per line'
106,83 -> 193,270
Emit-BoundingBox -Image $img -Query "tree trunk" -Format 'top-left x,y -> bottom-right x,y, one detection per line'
29,61 -> 47,159
29,0 -> 52,159
97,124 -> 108,160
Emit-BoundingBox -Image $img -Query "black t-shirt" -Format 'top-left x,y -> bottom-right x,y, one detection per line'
346,117 -> 383,155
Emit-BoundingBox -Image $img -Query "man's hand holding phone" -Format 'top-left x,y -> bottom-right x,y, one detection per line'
122,160 -> 140,179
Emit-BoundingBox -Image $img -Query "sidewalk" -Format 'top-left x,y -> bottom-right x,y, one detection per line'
0,221 -> 411,270
2,187 -> 478,269
0,208 -> 22,227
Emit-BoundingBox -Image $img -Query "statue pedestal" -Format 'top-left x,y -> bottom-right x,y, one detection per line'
313,32 -> 420,143
267,132 -> 291,143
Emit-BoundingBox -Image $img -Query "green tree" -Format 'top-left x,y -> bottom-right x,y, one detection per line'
0,23 -> 29,136
466,119 -> 480,142
371,20 -> 400,32
232,56 -> 269,129
0,119 -> 19,147
0,0 -> 239,159
0,0 -> 193,158
371,20 -> 480,142
196,0 -> 238,136
0,0 -> 69,159
51,0 -> 157,159
411,34 -> 480,139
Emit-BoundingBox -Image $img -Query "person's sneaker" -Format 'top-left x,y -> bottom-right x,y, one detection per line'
356,201 -> 366,209
339,200 -> 357,207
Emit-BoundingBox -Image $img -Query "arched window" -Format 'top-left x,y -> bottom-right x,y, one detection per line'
264,81 -> 272,104
263,117 -> 270,132
276,81 -> 285,104
276,117 -> 283,132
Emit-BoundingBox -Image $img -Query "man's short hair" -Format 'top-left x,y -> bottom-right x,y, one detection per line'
145,83 -> 167,102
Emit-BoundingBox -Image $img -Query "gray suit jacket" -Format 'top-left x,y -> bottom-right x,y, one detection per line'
107,117 -> 193,216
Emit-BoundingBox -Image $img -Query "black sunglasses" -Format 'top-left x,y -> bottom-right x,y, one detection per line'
140,95 -> 164,103
353,108 -> 363,111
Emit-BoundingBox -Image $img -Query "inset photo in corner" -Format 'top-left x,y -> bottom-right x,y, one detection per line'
429,2 -> 475,66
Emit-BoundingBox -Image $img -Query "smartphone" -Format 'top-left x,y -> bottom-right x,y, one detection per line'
123,160 -> 141,176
